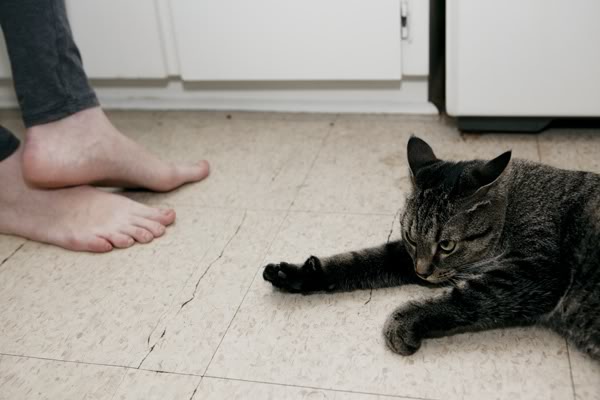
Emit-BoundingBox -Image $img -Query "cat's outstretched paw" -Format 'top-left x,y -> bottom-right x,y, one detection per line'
383,308 -> 422,356
263,256 -> 323,293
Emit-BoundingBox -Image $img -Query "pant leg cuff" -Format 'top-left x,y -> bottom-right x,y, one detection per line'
22,93 -> 100,127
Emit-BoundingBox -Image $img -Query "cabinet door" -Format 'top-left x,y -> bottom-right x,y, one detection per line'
446,0 -> 600,116
66,0 -> 168,79
172,0 -> 402,81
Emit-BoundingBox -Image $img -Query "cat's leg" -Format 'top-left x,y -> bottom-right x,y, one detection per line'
263,240 -> 423,293
545,277 -> 600,361
384,268 -> 562,355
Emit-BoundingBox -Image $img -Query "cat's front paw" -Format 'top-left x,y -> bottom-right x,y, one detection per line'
263,262 -> 304,292
383,308 -> 422,356
263,256 -> 323,293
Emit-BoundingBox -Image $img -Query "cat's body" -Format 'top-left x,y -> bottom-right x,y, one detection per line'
263,137 -> 600,360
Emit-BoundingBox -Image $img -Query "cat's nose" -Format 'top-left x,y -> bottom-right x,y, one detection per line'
415,259 -> 434,278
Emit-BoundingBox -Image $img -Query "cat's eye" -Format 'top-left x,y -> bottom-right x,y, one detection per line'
439,240 -> 456,253
405,230 -> 416,246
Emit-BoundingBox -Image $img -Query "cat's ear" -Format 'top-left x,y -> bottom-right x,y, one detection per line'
469,151 -> 512,195
407,136 -> 438,178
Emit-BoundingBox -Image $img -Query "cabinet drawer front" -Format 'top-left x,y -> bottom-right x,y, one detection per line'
172,0 -> 402,81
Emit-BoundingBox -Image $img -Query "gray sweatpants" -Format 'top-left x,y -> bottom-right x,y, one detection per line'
0,0 -> 98,162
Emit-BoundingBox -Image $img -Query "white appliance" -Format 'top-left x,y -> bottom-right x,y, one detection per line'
445,0 -> 600,131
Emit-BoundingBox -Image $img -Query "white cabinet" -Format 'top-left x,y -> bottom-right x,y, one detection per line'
0,0 -> 169,80
446,0 -> 600,117
0,0 -> 431,82
400,0 -> 429,76
66,0 -> 168,79
171,0 -> 402,81
0,1 -> 433,113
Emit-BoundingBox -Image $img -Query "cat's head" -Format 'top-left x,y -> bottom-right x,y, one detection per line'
401,136 -> 511,283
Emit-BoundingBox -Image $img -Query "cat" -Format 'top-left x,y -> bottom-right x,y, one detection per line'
263,136 -> 600,360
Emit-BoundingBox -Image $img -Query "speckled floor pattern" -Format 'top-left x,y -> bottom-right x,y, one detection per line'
0,111 -> 598,400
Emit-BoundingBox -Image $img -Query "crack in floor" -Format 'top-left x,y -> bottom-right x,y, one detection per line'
271,158 -> 291,182
387,207 -> 402,244
365,208 -> 402,306
179,211 -> 248,312
137,211 -> 249,370
199,211 -> 291,378
0,242 -> 25,267
138,329 -> 166,369
137,343 -> 156,369
142,228 -> 226,349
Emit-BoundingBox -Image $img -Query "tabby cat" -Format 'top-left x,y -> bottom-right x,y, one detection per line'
263,136 -> 599,360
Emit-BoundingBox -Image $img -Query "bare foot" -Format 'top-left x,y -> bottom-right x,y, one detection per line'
0,147 -> 176,252
22,107 -> 210,191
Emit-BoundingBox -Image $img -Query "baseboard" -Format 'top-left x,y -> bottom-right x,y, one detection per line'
0,78 -> 438,115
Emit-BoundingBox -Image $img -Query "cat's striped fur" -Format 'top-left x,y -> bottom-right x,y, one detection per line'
263,137 -> 599,360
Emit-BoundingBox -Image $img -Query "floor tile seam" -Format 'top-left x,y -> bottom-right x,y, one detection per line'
188,377 -> 203,400
0,352 -> 202,378
200,211 -> 292,376
108,369 -> 129,400
202,375 -> 440,400
288,113 -> 340,210
565,340 -> 578,400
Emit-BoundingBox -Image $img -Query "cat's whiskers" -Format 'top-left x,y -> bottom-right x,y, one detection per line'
446,277 -> 460,288
429,270 -> 457,284
455,250 -> 509,275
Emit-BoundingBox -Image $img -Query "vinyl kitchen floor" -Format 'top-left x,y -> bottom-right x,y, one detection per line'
0,110 -> 598,400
